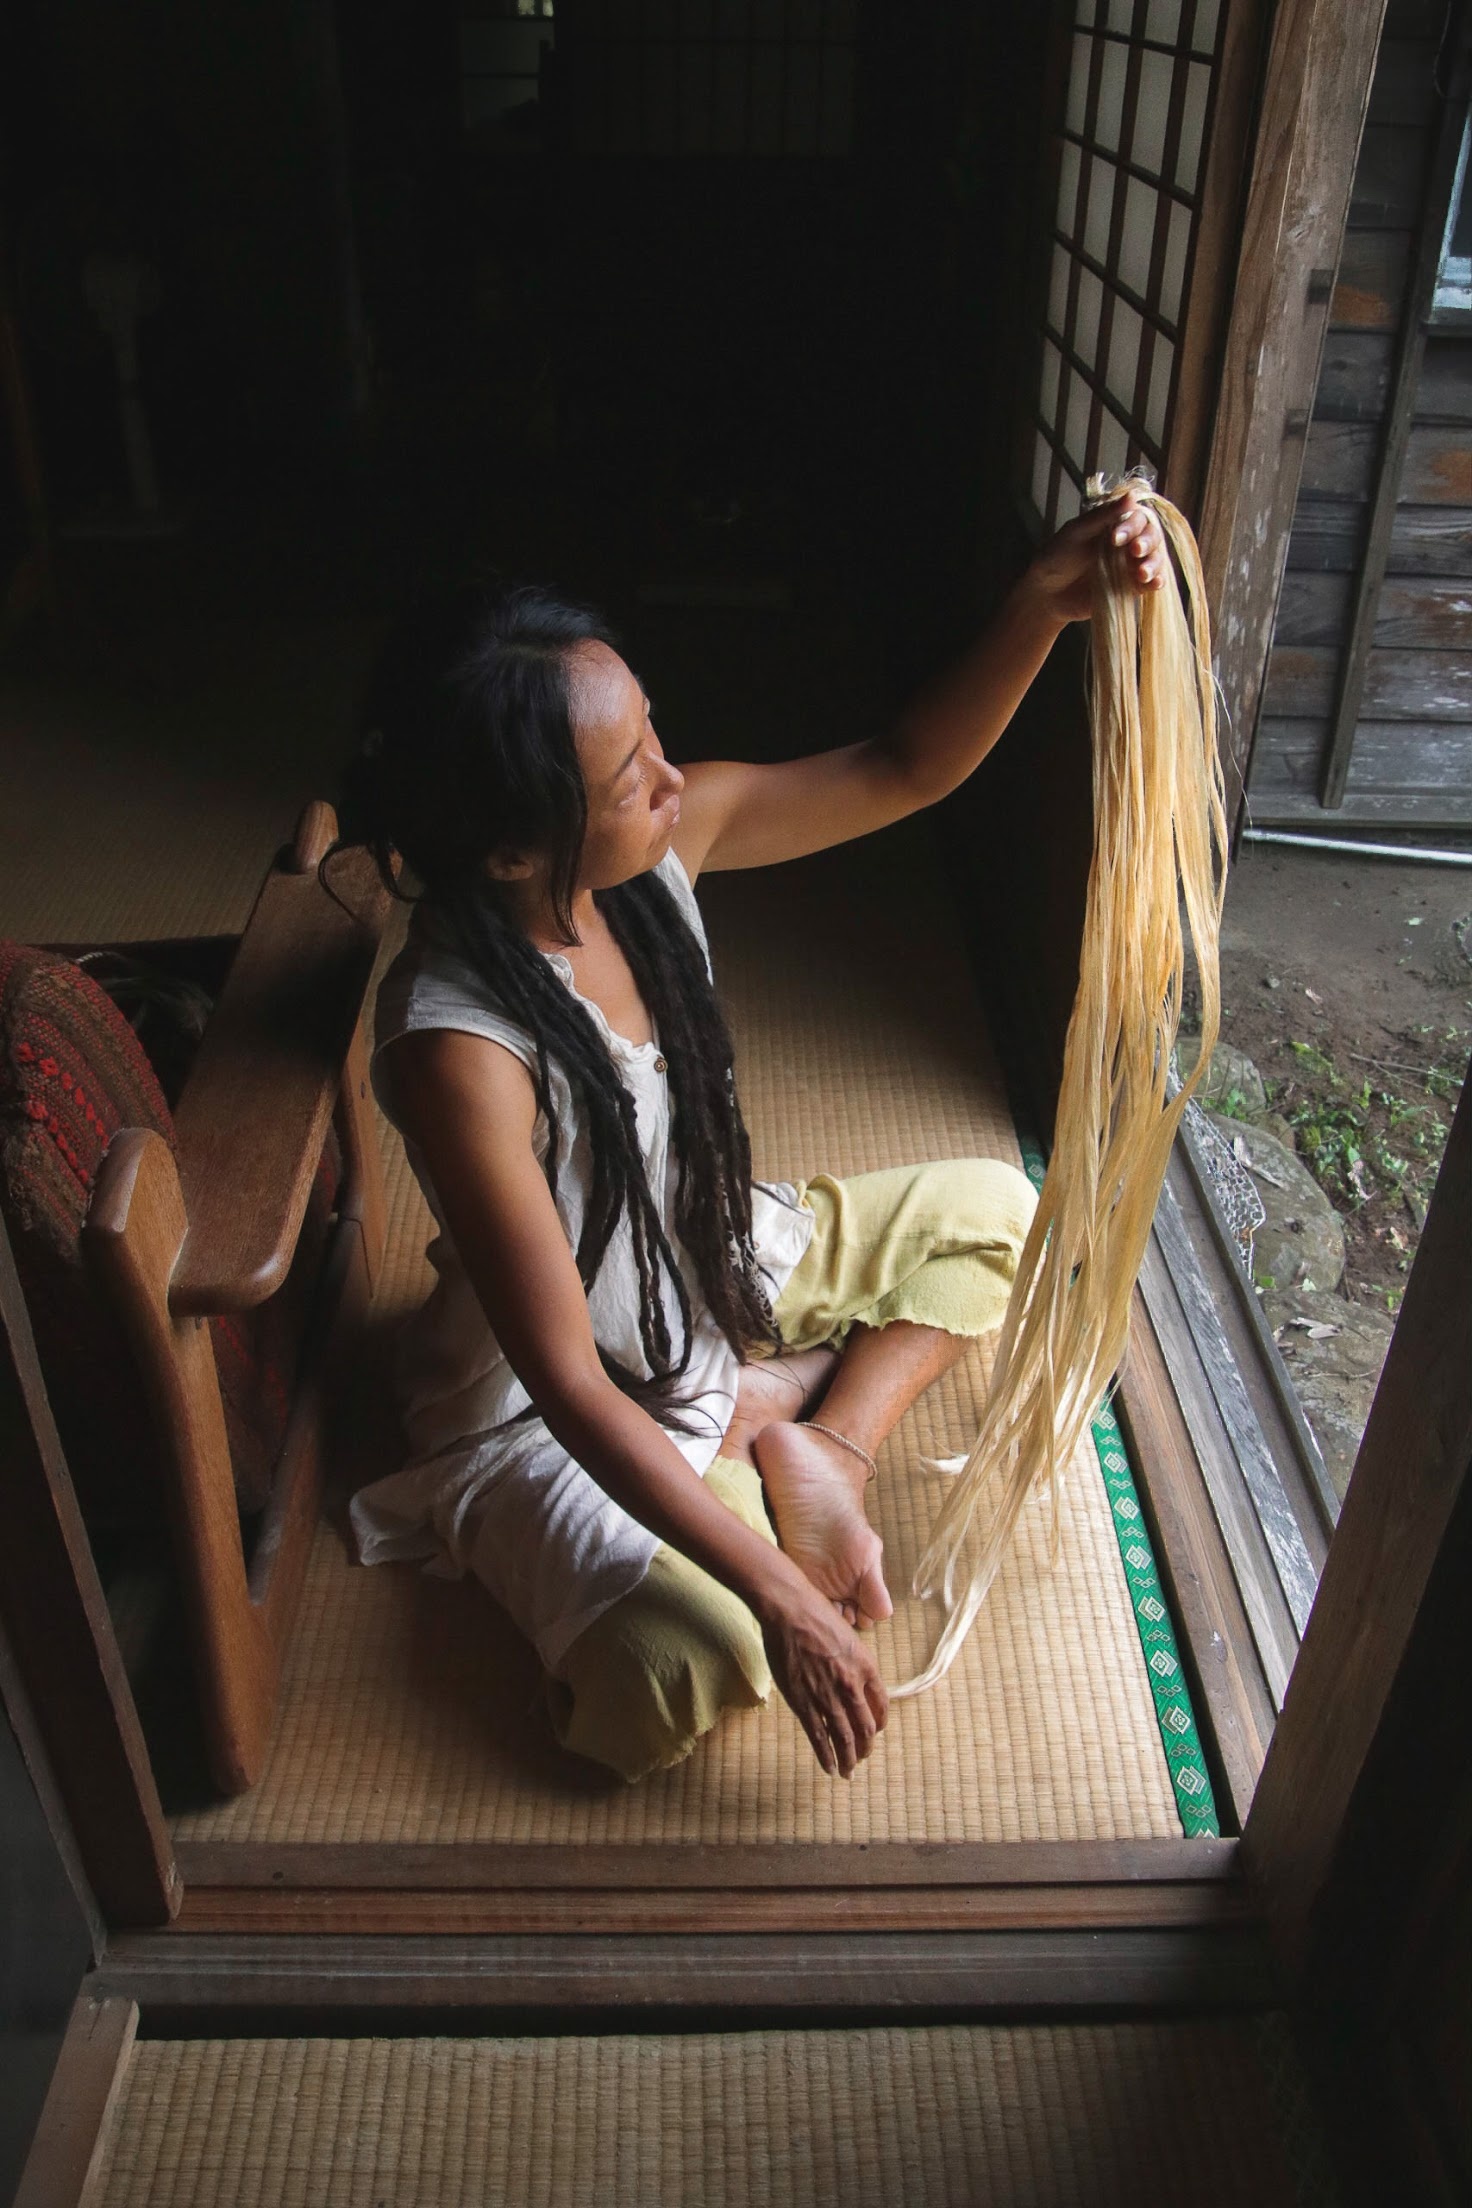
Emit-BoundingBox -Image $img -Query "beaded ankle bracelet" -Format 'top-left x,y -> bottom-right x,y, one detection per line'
803,1420 -> 878,1484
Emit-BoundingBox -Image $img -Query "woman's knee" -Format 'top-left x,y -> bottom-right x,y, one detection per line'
907,1156 -> 1038,1254
552,1553 -> 770,1783
855,1160 -> 1037,1338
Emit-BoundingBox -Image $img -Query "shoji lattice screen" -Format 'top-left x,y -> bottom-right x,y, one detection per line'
1028,0 -> 1225,529
557,0 -> 857,158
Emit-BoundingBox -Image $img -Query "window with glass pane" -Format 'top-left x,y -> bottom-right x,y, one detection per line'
1027,0 -> 1225,532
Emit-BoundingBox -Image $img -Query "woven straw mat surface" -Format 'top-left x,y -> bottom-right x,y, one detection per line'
97,2022 -> 1299,2208
0,615 -> 370,949
173,835 -> 1181,1845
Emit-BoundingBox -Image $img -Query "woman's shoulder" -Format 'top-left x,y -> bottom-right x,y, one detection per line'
652,845 -> 711,965
654,842 -> 697,909
374,901 -> 540,1075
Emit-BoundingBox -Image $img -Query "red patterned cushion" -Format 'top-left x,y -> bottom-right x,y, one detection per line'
0,942 -> 339,1523
0,942 -> 176,1526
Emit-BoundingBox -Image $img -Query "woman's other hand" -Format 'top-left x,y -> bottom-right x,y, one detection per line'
759,1575 -> 889,1777
1021,490 -> 1167,628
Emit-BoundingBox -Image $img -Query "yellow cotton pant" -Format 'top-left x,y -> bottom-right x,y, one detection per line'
548,1156 -> 1037,1782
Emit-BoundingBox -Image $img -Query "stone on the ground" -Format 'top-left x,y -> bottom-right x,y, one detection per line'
1263,1283 -> 1396,1502
1178,1033 -> 1293,1144
1177,1035 -> 1268,1115
1205,1111 -> 1347,1295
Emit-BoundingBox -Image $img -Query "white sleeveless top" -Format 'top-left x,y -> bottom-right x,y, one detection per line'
347,848 -> 814,1672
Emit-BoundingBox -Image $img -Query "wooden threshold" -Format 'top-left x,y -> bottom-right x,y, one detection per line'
172,1885 -> 1254,1939
175,1834 -> 1237,1891
171,1837 -> 1247,1939
94,1919 -> 1276,2018
174,1877 -> 1251,1940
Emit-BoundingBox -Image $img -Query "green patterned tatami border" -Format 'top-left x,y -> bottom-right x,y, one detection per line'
1016,1132 -> 1220,1838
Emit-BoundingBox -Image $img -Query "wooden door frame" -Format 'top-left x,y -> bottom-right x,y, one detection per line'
1183,0 -> 1472,1999
1195,0 -> 1391,828
1242,1063 -> 1472,1967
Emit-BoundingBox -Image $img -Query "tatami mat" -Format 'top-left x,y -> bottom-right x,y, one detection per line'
96,2022 -> 1302,2208
172,830 -> 1182,1845
0,620 -> 369,948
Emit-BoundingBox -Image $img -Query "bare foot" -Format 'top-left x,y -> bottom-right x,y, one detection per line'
754,1421 -> 894,1629
742,1347 -> 841,1421
720,1347 -> 840,1466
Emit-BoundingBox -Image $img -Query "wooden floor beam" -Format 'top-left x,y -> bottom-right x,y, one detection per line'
94,1922 -> 1277,2020
173,1877 -> 1256,1940
174,1834 -> 1239,1892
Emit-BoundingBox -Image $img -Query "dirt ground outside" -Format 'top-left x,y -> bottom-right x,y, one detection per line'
1181,837 -> 1470,1496
1212,841 -> 1470,1309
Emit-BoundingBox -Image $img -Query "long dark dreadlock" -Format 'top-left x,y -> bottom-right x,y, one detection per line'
334,582 -> 780,1432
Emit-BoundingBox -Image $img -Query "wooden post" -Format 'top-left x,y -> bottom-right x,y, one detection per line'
1320,4 -> 1472,807
11,1996 -> 138,2208
0,1218 -> 179,1928
1196,0 -> 1389,825
1163,0 -> 1273,522
1243,1058 -> 1472,1963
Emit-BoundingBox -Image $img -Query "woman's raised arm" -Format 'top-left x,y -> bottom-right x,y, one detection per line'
671,491 -> 1164,882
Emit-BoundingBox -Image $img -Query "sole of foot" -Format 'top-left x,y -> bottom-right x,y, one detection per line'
754,1419 -> 893,1629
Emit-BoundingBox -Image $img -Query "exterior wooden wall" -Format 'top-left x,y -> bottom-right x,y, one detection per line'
1247,0 -> 1472,830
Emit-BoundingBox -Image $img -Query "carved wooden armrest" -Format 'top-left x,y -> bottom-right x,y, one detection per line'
77,808 -> 392,1792
166,806 -> 391,1318
83,1125 -> 277,1786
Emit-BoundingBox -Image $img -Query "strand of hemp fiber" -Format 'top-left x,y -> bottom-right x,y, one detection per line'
891,474 -> 1228,1698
